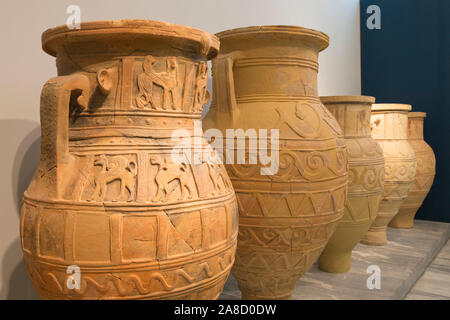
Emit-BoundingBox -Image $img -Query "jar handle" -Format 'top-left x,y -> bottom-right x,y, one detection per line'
212,55 -> 238,123
39,74 -> 90,198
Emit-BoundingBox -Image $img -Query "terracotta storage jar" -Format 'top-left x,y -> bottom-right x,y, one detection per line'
361,104 -> 416,245
203,26 -> 348,299
389,112 -> 435,228
319,96 -> 384,273
20,20 -> 238,300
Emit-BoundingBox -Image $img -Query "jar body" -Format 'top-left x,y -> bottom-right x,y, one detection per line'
361,105 -> 416,245
319,97 -> 384,273
204,26 -> 347,299
389,113 -> 435,228
21,21 -> 237,300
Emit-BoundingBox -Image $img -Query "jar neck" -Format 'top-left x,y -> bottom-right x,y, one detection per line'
55,53 -> 208,127
371,111 -> 409,140
324,103 -> 372,138
212,40 -> 322,106
408,117 -> 425,140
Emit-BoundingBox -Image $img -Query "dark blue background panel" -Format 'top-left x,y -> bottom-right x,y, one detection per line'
360,0 -> 450,222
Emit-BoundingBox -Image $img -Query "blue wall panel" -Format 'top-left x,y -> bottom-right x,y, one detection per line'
360,0 -> 450,222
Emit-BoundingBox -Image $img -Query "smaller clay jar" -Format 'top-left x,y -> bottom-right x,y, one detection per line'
319,96 -> 384,273
389,112 -> 436,228
361,104 -> 416,246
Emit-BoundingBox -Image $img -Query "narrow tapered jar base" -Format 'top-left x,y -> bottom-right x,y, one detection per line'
319,250 -> 352,273
361,227 -> 387,246
389,207 -> 417,229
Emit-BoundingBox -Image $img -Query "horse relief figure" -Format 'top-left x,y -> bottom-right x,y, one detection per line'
90,155 -> 137,202
150,156 -> 195,202
207,163 -> 231,195
136,55 -> 180,110
193,61 -> 209,112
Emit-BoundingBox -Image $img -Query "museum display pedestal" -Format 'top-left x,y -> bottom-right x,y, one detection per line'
220,220 -> 450,300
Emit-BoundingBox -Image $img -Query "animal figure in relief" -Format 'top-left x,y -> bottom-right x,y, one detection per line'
136,56 -> 180,109
207,163 -> 231,195
193,61 -> 209,112
151,157 -> 194,202
90,155 -> 137,202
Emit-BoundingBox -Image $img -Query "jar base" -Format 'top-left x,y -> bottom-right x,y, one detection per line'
360,228 -> 387,246
318,251 -> 352,273
389,208 -> 417,229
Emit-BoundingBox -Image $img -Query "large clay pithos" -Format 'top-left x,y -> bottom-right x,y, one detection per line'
20,20 -> 238,300
203,26 -> 348,299
319,96 -> 384,273
361,104 -> 416,246
389,112 -> 436,228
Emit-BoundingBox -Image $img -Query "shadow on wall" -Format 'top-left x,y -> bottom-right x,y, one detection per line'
1,238 -> 39,299
12,123 -> 41,218
0,119 -> 40,299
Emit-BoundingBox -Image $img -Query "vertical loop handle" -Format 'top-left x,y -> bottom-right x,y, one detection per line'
212,55 -> 238,123
38,73 -> 90,198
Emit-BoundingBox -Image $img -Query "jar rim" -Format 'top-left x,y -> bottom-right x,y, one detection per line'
409,111 -> 427,118
371,103 -> 412,112
42,19 -> 219,59
321,95 -> 375,104
216,25 -> 329,51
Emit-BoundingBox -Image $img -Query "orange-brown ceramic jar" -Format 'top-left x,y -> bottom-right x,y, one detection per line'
20,20 -> 238,300
361,104 -> 416,245
319,96 -> 384,273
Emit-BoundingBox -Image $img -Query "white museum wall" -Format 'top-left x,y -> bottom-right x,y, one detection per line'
0,0 -> 361,298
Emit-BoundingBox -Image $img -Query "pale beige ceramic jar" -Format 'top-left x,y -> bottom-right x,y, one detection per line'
389,112 -> 435,228
319,96 -> 384,272
361,104 -> 416,245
